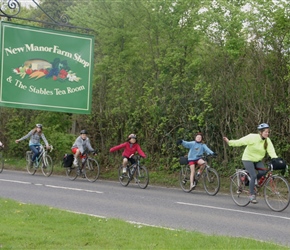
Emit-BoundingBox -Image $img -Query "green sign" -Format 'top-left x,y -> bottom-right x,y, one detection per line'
0,21 -> 94,114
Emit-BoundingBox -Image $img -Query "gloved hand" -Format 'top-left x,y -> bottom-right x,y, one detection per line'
176,139 -> 183,146
91,150 -> 97,156
212,152 -> 218,157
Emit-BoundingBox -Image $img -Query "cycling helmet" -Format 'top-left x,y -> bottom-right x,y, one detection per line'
36,124 -> 42,129
257,123 -> 270,130
128,134 -> 137,139
80,129 -> 88,134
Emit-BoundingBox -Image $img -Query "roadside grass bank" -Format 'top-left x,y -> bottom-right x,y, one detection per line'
0,198 -> 287,250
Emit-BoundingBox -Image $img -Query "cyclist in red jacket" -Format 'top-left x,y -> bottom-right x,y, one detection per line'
110,134 -> 146,173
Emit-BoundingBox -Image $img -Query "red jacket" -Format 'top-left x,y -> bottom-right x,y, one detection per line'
109,142 -> 146,158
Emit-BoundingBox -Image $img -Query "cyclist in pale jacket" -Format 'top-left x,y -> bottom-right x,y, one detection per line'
15,124 -> 50,164
223,123 -> 278,204
71,129 -> 96,166
177,132 -> 216,190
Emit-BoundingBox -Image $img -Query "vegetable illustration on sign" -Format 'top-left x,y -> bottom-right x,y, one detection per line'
13,58 -> 81,82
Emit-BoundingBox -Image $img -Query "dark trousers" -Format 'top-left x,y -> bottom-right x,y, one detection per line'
242,160 -> 267,195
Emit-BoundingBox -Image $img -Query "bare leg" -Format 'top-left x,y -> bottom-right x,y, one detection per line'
122,158 -> 128,173
190,164 -> 196,187
73,149 -> 81,166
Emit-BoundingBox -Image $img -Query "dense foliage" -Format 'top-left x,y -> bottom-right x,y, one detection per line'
1,0 -> 290,176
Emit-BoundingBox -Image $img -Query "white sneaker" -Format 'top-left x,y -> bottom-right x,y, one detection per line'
122,167 -> 127,173
73,158 -> 78,166
190,182 -> 196,189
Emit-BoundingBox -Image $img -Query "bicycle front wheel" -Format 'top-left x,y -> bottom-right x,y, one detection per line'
0,152 -> 4,173
85,158 -> 100,182
179,165 -> 191,192
264,175 -> 290,212
230,172 -> 250,207
203,167 -> 220,196
136,165 -> 149,189
26,151 -> 36,175
41,155 -> 53,177
118,165 -> 130,187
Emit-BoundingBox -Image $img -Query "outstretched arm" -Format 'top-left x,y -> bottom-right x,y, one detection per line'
223,137 -> 229,144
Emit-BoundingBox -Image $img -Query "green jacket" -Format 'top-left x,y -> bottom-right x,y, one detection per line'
228,133 -> 277,162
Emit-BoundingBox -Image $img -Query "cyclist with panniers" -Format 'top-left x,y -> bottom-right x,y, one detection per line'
223,123 -> 278,204
177,132 -> 216,190
71,130 -> 96,167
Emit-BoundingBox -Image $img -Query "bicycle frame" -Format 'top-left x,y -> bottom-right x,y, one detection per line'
230,166 -> 290,211
179,155 -> 220,195
65,151 -> 100,182
26,144 -> 53,177
118,155 -> 149,189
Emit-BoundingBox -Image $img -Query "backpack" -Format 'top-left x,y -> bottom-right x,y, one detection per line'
62,154 -> 74,167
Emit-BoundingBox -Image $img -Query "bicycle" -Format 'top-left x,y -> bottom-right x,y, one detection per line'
118,155 -> 149,189
230,162 -> 290,212
26,144 -> 53,177
179,155 -> 220,196
65,152 -> 100,182
0,146 -> 4,173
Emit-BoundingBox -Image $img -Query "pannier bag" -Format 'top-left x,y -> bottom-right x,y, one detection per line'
63,154 -> 74,168
270,158 -> 287,171
179,156 -> 188,165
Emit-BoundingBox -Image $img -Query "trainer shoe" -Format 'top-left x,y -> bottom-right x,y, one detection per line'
122,167 -> 127,173
190,182 -> 196,190
249,195 -> 258,204
73,158 -> 78,166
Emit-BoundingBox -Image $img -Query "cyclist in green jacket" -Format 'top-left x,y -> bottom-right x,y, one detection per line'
223,123 -> 278,204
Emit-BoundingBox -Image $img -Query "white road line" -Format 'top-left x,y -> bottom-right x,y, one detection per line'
0,179 -> 31,185
0,178 -> 103,194
46,184 -> 103,194
176,202 -> 290,220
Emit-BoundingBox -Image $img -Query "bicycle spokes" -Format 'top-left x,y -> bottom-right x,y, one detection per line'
264,176 -> 290,212
230,173 -> 250,207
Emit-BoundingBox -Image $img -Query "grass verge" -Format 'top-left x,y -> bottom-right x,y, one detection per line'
0,198 -> 287,250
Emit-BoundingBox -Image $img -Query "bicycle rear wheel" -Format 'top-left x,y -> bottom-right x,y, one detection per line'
0,152 -> 4,173
264,175 -> 290,212
26,151 -> 36,175
179,165 -> 191,192
203,167 -> 220,196
85,158 -> 100,182
136,165 -> 149,189
118,165 -> 130,186
230,172 -> 250,207
41,155 -> 53,177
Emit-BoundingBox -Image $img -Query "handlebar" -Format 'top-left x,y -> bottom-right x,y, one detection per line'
40,144 -> 53,153
130,155 -> 142,161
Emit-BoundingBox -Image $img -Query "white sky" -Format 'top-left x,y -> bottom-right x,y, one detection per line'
18,0 -> 36,8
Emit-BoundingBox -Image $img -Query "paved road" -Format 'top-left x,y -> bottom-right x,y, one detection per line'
0,170 -> 290,247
